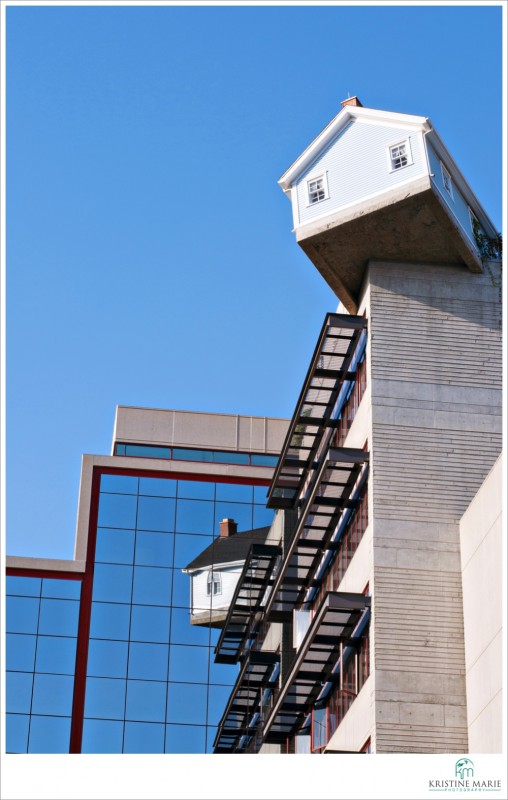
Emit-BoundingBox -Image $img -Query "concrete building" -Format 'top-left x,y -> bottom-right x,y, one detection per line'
211,98 -> 502,754
6,408 -> 288,753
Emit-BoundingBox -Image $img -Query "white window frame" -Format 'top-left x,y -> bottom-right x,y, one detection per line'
387,138 -> 413,172
207,570 -> 222,597
306,172 -> 329,206
440,161 -> 454,200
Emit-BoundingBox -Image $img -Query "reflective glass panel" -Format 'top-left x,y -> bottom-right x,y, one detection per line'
87,639 -> 129,679
165,723 -> 206,754
206,726 -> 218,753
82,718 -> 124,754
171,568 -> 192,608
41,579 -> 81,600
100,474 -> 139,494
35,636 -> 77,675
97,493 -> 138,529
84,677 -> 126,720
212,451 -> 249,465
6,576 -> 41,597
28,715 -> 71,754
6,596 -> 39,634
38,599 -> 80,637
173,448 -> 213,463
6,634 -> 37,672
176,480 -> 214,501
135,531 -> 173,568
214,501 -> 253,532
215,483 -> 253,503
132,566 -> 172,606
125,444 -> 170,459
175,499 -> 214,534
251,454 -> 279,466
166,682 -> 207,725
208,684 -> 234,726
174,533 -> 213,569
6,713 -> 30,753
168,644 -> 209,683
130,604 -> 170,644
125,680 -> 166,723
124,721 -> 164,754
170,607 -> 211,647
31,674 -> 74,716
92,564 -> 133,604
208,658 -> 237,687
253,505 -> 276,528
128,642 -> 169,681
137,496 -> 175,532
254,485 -> 269,503
6,672 -> 33,713
139,477 -> 176,498
95,528 -> 135,565
89,602 -> 130,640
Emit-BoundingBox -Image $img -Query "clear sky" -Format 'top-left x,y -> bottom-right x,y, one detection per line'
5,3 -> 503,560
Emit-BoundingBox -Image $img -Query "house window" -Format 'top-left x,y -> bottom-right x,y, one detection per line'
389,139 -> 412,171
441,162 -> 454,199
307,174 -> 328,205
207,571 -> 222,596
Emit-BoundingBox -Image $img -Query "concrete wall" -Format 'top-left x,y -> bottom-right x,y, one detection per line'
367,260 -> 502,753
113,407 -> 288,455
460,455 -> 503,753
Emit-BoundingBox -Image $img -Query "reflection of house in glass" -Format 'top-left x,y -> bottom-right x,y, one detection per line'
6,408 -> 287,753
183,519 -> 275,628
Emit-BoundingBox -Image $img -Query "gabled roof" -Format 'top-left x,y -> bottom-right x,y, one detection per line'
183,526 -> 272,572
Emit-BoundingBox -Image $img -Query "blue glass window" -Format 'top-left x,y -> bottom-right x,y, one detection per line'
176,499 -> 214,535
42,579 -> 82,600
216,483 -> 253,503
81,718 -> 124,754
173,448 -> 214,463
251,454 -> 279,467
128,642 -> 169,681
89,602 -> 130,640
137,496 -> 175,532
92,563 -> 133,604
97,493 -> 138,529
31,674 -> 74,716
6,576 -> 42,597
253,505 -> 275,528
85,677 -> 126,720
125,680 -> 166,723
6,596 -> 40,634
6,672 -> 33,714
174,533 -> 213,569
166,682 -> 207,725
38,598 -> 80,637
254,485 -> 269,503
170,607 -> 211,647
171,568 -> 191,608
139,476 -> 176,497
28,715 -> 71,754
208,658 -> 237,687
165,723 -> 206,754
212,451 -> 250,465
35,636 -> 77,675
176,480 -> 214,501
135,531 -> 173,567
208,684 -> 234,725
100,474 -> 139,494
168,644 -> 209,684
130,604 -> 170,644
124,444 -> 170,459
132,566 -> 172,606
206,726 -> 218,753
87,639 -> 129,679
124,721 -> 164,754
214,501 -> 253,532
6,634 -> 37,672
95,528 -> 135,565
6,713 -> 30,753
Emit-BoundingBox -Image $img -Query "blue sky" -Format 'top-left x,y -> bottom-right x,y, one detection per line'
6,4 -> 503,559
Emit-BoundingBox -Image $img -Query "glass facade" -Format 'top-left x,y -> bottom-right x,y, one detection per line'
84,473 -> 274,753
6,576 -> 81,753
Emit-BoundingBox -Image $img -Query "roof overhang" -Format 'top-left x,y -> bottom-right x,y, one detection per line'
263,591 -> 370,744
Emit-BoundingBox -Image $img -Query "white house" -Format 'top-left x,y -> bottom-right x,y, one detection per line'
183,518 -> 274,627
279,96 -> 499,313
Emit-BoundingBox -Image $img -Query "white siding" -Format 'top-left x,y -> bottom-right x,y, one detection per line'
296,120 -> 426,225
190,565 -> 242,613
426,143 -> 478,249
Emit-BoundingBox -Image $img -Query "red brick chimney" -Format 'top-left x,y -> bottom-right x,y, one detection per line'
341,96 -> 363,109
220,518 -> 237,538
